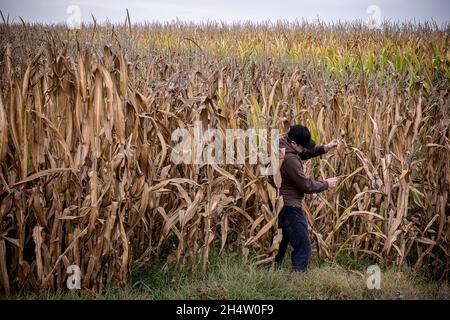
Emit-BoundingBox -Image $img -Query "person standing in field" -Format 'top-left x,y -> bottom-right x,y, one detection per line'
272,125 -> 340,272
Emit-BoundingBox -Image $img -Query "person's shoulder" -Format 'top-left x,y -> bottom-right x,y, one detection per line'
283,153 -> 301,167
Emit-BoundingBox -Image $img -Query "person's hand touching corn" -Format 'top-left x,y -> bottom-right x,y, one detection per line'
325,177 -> 338,188
324,139 -> 341,152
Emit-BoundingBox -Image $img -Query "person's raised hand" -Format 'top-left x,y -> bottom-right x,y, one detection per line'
325,139 -> 340,152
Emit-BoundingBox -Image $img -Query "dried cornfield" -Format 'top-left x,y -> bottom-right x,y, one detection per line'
0,21 -> 449,296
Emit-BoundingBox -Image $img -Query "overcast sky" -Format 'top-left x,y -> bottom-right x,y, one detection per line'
0,0 -> 449,25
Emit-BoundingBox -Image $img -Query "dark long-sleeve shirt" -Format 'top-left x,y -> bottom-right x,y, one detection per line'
273,136 -> 329,207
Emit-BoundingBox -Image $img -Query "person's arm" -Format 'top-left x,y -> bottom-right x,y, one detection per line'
283,157 -> 328,194
299,145 -> 327,160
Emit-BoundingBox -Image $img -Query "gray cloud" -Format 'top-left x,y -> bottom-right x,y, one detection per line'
0,0 -> 448,24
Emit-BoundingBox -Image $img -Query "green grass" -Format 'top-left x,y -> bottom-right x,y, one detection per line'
19,248 -> 449,300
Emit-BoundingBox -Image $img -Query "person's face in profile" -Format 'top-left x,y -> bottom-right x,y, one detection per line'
290,141 -> 302,153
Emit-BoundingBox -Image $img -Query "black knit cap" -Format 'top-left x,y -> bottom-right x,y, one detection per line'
287,125 -> 316,149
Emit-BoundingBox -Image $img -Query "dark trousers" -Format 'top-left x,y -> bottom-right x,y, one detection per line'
275,206 -> 311,272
